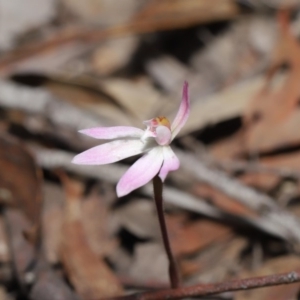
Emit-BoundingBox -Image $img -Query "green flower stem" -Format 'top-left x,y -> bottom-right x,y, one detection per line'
153,175 -> 180,288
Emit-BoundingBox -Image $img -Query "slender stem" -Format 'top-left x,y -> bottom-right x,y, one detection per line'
101,270 -> 300,300
153,175 -> 180,288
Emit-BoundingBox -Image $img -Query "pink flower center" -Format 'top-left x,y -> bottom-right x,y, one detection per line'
143,116 -> 171,146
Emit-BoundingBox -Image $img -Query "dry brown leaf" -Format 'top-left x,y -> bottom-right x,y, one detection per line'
0,217 -> 10,266
0,134 -> 42,247
192,183 -> 257,218
212,11 -> 300,157
4,208 -> 35,286
42,183 -> 64,264
60,175 -> 122,299
0,135 -> 42,223
10,42 -> 92,75
5,206 -> 81,299
260,152 -> 300,172
0,0 -> 241,77
166,214 -> 232,257
238,172 -> 280,191
182,237 -> 247,282
62,0 -> 143,25
224,150 -> 300,192
236,151 -> 300,191
45,79 -> 131,127
100,78 -> 164,124
0,135 -> 65,292
254,111 -> 300,153
81,187 -> 118,257
132,0 -> 240,31
91,37 -> 139,76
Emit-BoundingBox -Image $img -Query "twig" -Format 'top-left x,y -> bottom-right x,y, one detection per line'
153,176 -> 180,288
101,270 -> 300,300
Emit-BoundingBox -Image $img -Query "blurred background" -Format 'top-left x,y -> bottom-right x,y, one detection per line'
1,0 -> 300,299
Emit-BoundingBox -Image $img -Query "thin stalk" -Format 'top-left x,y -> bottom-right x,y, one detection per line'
153,175 -> 180,288
101,270 -> 300,300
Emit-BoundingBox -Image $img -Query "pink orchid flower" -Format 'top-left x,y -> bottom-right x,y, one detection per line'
72,82 -> 190,197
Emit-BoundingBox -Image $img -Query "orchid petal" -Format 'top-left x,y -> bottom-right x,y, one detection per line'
117,147 -> 164,197
159,147 -> 180,181
155,126 -> 171,146
171,81 -> 190,139
72,140 -> 145,165
79,126 -> 144,139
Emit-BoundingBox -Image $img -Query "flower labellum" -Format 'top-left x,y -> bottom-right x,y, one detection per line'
72,82 -> 190,197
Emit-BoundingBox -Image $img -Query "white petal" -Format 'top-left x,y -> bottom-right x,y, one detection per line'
72,139 -> 145,165
159,146 -> 180,181
117,147 -> 164,197
79,126 -> 144,139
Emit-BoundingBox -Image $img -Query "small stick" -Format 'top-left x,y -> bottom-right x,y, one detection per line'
153,175 -> 180,288
101,270 -> 300,300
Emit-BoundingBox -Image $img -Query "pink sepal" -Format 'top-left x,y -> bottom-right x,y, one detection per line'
171,81 -> 190,139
